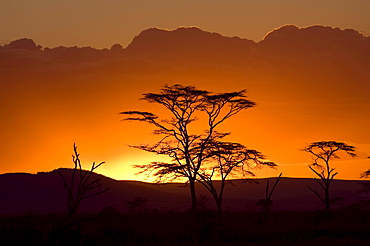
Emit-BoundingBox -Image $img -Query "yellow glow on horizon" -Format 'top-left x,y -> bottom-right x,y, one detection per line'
97,157 -> 370,182
97,148 -> 172,182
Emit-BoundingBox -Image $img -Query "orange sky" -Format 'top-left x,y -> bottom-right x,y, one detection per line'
1,1 -> 370,181
1,41 -> 369,181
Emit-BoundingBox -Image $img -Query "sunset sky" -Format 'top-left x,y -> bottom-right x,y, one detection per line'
1,1 -> 369,182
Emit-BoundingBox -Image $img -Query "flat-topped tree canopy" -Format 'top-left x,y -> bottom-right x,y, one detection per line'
302,141 -> 357,213
120,84 -> 256,211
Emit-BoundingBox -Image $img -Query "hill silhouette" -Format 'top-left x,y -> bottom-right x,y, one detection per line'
0,169 -> 366,215
0,169 -> 188,215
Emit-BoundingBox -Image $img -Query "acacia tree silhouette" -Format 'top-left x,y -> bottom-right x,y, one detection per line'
359,165 -> 370,204
302,141 -> 356,213
57,144 -> 109,216
197,140 -> 277,218
120,84 -> 255,211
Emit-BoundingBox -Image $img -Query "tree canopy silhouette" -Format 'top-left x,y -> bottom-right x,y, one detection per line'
359,166 -> 370,201
196,140 -> 277,218
121,84 -> 255,211
302,141 -> 356,213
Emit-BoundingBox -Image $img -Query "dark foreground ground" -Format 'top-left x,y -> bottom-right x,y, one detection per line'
1,208 -> 370,246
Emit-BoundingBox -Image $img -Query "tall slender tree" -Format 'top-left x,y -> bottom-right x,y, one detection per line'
302,141 -> 356,213
121,84 -> 255,211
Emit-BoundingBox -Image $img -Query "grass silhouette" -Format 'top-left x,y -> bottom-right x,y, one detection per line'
0,209 -> 369,245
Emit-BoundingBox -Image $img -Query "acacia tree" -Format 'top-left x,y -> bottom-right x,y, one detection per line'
196,140 -> 277,218
362,169 -> 370,179
120,84 -> 255,211
57,144 -> 109,216
301,141 -> 356,213
359,165 -> 370,206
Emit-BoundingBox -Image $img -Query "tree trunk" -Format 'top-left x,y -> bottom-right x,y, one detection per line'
325,187 -> 330,213
68,199 -> 80,216
263,204 -> 271,221
189,178 -> 198,211
68,204 -> 78,216
216,197 -> 222,221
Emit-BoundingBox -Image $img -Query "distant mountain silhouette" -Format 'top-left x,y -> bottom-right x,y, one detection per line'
124,27 -> 256,63
260,25 -> 370,71
1,25 -> 368,67
3,38 -> 42,51
0,169 -> 366,215
262,25 -> 369,50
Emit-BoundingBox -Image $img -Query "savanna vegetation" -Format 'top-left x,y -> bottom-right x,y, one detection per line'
0,209 -> 370,245
121,85 -> 363,217
1,84 -> 369,245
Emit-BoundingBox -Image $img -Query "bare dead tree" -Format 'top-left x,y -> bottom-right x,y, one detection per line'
256,173 -> 283,221
196,141 -> 277,219
302,141 -> 356,213
120,84 -> 255,211
57,143 -> 109,216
